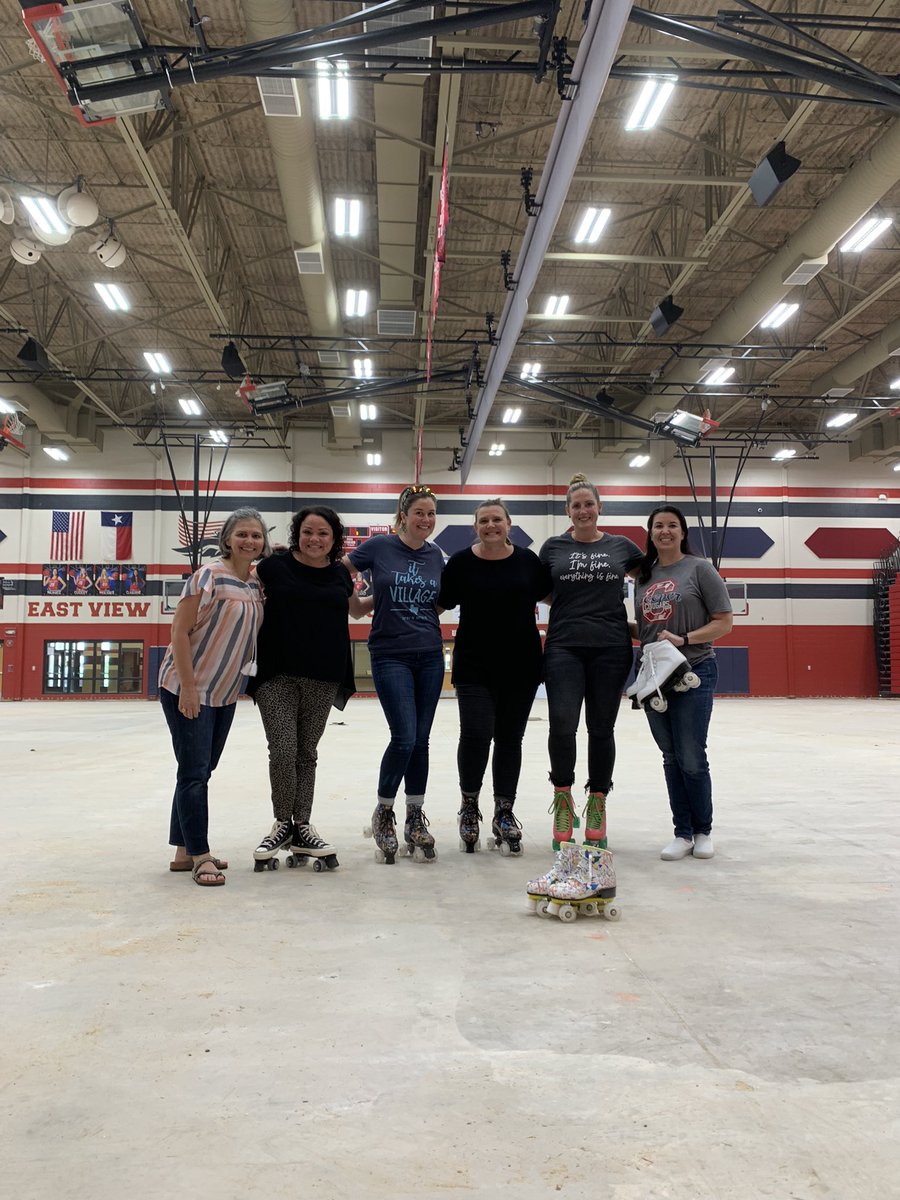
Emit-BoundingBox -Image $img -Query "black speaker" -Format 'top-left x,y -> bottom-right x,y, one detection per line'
17,337 -> 50,371
221,341 -> 247,379
649,295 -> 683,338
748,141 -> 801,206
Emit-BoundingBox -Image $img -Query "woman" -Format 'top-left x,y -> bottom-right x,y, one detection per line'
159,507 -> 268,886
540,474 -> 643,850
632,505 -> 732,861
344,485 -> 444,865
438,499 -> 550,855
249,506 -> 369,868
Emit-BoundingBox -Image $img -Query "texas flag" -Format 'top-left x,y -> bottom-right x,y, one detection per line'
101,511 -> 133,561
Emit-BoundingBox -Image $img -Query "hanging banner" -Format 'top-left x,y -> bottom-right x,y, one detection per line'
427,136 -> 450,381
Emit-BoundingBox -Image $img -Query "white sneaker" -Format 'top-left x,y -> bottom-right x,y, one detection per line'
692,833 -> 715,859
660,837 -> 694,861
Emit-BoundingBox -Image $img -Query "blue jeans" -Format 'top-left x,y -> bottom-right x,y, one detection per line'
456,680 -> 538,801
645,657 -> 717,840
544,642 -> 634,792
370,650 -> 444,800
160,687 -> 235,855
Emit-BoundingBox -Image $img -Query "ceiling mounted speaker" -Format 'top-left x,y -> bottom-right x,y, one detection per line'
89,233 -> 126,268
57,184 -> 99,227
0,187 -> 14,225
10,237 -> 42,265
17,337 -> 51,371
748,141 -> 801,207
649,295 -> 683,337
221,341 -> 248,379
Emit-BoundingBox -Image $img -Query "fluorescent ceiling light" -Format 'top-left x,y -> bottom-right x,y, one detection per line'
543,295 -> 569,316
366,452 -> 382,466
43,446 -> 69,461
209,429 -> 229,444
825,412 -> 857,428
345,288 -> 369,317
519,363 -> 541,379
334,197 -> 361,237
629,454 -> 651,468
624,78 -> 676,131
353,358 -> 373,379
839,216 -> 892,254
178,397 -> 201,416
488,443 -> 505,457
573,207 -> 611,244
502,407 -> 521,424
21,194 -> 68,235
759,301 -> 799,329
893,463 -> 900,472
143,351 -> 171,374
94,282 -> 130,311
359,403 -> 377,420
704,366 -> 735,385
317,59 -> 350,119
891,378 -> 900,391
0,397 -> 15,413
772,448 -> 796,460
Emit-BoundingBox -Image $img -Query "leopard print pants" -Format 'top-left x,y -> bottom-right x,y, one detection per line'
255,675 -> 339,823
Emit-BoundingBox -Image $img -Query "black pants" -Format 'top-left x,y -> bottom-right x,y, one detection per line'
544,643 -> 633,793
456,680 -> 539,801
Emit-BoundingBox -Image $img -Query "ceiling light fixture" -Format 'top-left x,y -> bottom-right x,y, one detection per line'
772,448 -> 796,461
624,77 -> 676,131
21,194 -> 68,236
353,358 -> 373,379
94,281 -> 129,311
43,446 -> 69,461
825,412 -> 857,428
543,295 -> 569,317
839,216 -> 893,254
334,197 -> 361,237
317,59 -> 350,120
519,363 -> 541,380
502,407 -> 521,424
359,402 -> 377,420
488,443 -> 506,457
143,351 -> 171,374
629,454 -> 651,468
573,206 -> 611,244
179,398 -> 202,416
704,366 -> 735,386
345,288 -> 369,318
209,429 -> 229,444
759,301 -> 799,329
366,452 -> 382,466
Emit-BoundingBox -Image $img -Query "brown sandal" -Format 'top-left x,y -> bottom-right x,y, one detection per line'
170,856 -> 228,873
192,856 -> 226,886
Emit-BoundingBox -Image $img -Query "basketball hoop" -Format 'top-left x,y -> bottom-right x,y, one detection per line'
0,411 -> 27,453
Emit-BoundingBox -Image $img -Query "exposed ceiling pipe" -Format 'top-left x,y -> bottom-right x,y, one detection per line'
458,0 -> 633,482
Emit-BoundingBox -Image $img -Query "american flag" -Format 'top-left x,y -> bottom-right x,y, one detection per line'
177,516 -> 225,546
50,511 -> 84,559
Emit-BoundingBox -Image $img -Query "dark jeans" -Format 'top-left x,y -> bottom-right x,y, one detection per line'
160,687 -> 235,855
646,657 -> 717,839
544,642 -> 634,793
456,680 -> 539,802
371,650 -> 444,800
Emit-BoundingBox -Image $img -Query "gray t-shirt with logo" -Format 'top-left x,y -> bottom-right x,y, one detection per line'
540,532 -> 643,650
634,556 -> 732,665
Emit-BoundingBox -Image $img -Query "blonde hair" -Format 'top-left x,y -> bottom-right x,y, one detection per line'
565,473 -> 600,508
393,484 -> 437,532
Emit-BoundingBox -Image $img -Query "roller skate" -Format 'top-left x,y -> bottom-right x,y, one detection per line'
546,847 -> 620,923
364,802 -> 398,865
526,843 -> 582,916
285,822 -> 340,872
626,640 -> 701,713
457,791 -> 482,853
400,804 -> 437,863
488,796 -> 522,856
252,819 -> 292,871
582,790 -> 608,850
549,786 -> 579,850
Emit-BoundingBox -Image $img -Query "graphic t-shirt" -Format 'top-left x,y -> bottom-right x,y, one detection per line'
634,556 -> 732,666
349,534 -> 443,656
540,532 -> 643,650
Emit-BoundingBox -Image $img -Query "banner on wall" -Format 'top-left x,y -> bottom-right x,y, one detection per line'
100,510 -> 133,560
68,564 -> 94,596
50,511 -> 84,559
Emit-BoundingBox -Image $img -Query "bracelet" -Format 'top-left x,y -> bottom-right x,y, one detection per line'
682,634 -> 690,647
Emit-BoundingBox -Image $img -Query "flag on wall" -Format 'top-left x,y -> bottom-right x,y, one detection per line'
50,511 -> 84,559
177,516 -> 224,546
101,511 -> 133,561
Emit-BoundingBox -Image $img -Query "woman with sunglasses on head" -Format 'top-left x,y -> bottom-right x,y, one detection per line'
343,486 -> 445,865
248,506 -> 370,871
160,507 -> 269,886
438,498 -> 550,855
540,474 -> 644,851
632,505 -> 732,861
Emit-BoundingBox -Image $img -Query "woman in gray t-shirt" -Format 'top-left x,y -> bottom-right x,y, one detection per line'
632,505 -> 733,862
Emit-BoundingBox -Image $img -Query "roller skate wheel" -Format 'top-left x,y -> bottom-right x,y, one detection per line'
487,838 -> 497,851
535,899 -> 551,917
285,854 -> 296,868
459,837 -> 477,853
650,695 -> 667,713
581,900 -> 598,916
270,857 -> 279,870
526,896 -> 538,913
313,859 -> 326,872
397,843 -> 411,857
683,671 -> 700,688
499,841 -> 511,857
557,905 -> 577,923
603,903 -> 621,921
363,824 -> 373,838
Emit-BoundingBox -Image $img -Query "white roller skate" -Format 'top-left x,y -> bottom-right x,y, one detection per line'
626,640 -> 701,713
252,819 -> 292,871
285,823 -> 340,872
546,847 -> 620,923
526,843 -> 582,916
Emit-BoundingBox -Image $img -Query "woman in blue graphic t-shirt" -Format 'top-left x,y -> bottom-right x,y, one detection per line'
344,486 -> 444,866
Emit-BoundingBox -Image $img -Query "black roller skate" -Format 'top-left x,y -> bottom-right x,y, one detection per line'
285,822 -> 340,872
488,796 -> 523,856
253,819 -> 292,871
457,792 -> 482,853
401,804 -> 437,863
364,803 -> 398,865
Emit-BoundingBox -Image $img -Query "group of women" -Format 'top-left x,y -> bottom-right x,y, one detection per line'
158,477 -> 732,887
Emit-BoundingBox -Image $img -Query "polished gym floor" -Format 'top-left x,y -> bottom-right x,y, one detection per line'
2,695 -> 896,1199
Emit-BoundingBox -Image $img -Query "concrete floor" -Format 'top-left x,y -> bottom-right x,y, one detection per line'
2,695 -> 898,1199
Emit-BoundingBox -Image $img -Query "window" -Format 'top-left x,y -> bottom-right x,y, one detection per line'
43,640 -> 144,695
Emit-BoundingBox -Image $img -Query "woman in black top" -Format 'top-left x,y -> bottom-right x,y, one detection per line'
438,499 -> 550,855
248,506 -> 369,867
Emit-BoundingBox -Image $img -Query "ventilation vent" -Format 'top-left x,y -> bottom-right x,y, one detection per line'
377,309 -> 417,336
823,387 -> 853,400
256,75 -> 302,118
329,401 -> 353,419
317,350 -> 342,366
363,5 -> 434,64
295,245 -> 325,275
782,255 -> 828,286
